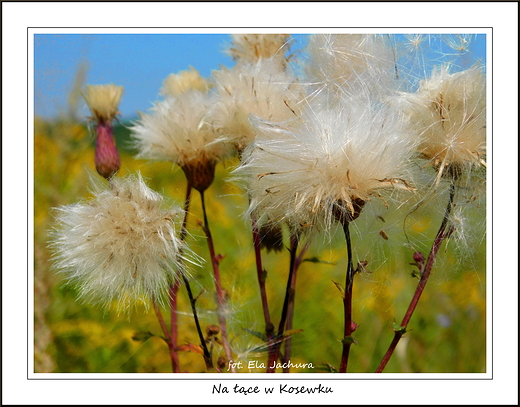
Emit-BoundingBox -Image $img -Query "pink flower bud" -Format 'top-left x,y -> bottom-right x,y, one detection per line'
95,122 -> 120,179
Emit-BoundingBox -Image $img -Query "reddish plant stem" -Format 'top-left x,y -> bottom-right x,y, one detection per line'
267,234 -> 299,373
168,280 -> 181,373
153,300 -> 179,373
199,191 -> 234,371
339,221 -> 355,373
282,239 -> 310,373
375,182 -> 456,373
251,218 -> 275,359
178,183 -> 213,369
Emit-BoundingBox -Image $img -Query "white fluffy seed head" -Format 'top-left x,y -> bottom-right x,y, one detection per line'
398,65 -> 486,183
130,90 -> 232,168
82,84 -> 124,122
210,59 -> 305,153
225,34 -> 291,69
305,34 -> 397,101
236,95 -> 418,233
49,173 -> 196,312
160,67 -> 212,97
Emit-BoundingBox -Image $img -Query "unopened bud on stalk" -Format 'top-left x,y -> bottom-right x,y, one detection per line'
95,122 -> 120,179
181,160 -> 217,193
413,251 -> 425,264
82,84 -> 124,180
259,224 -> 284,253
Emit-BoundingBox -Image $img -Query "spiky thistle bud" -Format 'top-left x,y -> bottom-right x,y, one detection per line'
82,84 -> 124,179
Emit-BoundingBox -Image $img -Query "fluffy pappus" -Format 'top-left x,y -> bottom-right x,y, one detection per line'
398,65 -> 486,186
235,95 -> 418,234
130,90 -> 232,191
225,34 -> 292,69
160,67 -> 212,97
82,84 -> 124,123
210,59 -> 305,154
304,34 -> 397,101
49,173 -> 198,312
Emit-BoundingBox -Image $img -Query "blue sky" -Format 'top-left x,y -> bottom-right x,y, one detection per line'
34,33 -> 485,121
34,34 -> 311,120
35,34 -> 236,120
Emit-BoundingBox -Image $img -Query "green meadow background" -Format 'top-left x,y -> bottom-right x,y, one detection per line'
34,111 -> 486,374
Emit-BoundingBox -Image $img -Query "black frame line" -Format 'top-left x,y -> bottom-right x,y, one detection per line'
28,26 -> 492,381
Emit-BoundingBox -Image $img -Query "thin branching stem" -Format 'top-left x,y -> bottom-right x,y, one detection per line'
182,273 -> 212,369
251,218 -> 273,334
178,183 -> 213,369
266,234 -> 299,373
375,181 -> 456,373
153,299 -> 179,373
168,280 -> 181,373
251,218 -> 275,359
339,221 -> 355,373
282,239 -> 310,372
199,190 -> 234,371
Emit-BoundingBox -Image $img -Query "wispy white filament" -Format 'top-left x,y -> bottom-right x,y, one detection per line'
210,59 -> 305,152
130,90 -> 231,167
236,94 -> 417,232
398,65 -> 486,183
304,34 -> 397,101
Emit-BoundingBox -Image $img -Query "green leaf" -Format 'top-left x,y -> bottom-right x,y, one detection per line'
282,329 -> 304,339
131,331 -> 154,342
392,323 -> 407,334
341,335 -> 358,345
303,257 -> 336,265
243,328 -> 267,342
